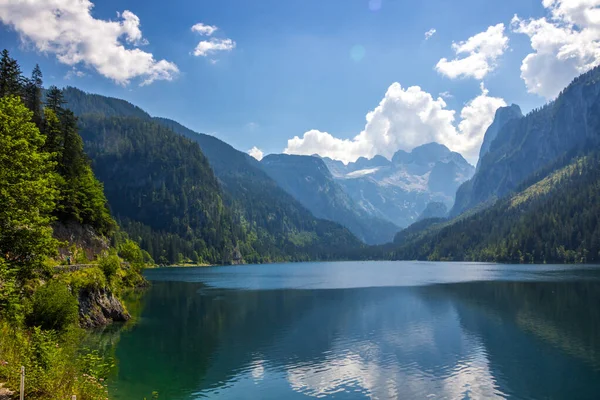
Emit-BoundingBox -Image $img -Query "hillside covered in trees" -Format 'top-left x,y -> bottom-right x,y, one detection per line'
385,150 -> 600,263
0,50 -> 149,399
62,88 -> 363,264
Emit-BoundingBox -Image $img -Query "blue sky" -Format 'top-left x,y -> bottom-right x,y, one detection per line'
1,0 -> 597,164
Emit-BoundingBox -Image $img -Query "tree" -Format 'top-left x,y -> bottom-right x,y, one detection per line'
0,96 -> 58,277
0,50 -> 23,98
45,85 -> 66,115
24,64 -> 43,126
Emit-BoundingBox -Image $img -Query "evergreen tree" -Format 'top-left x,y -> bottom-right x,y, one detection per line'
24,64 -> 43,126
45,85 -> 66,115
0,50 -> 23,98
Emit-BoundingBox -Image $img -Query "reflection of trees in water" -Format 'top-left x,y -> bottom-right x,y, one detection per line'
105,280 -> 600,399
437,280 -> 600,399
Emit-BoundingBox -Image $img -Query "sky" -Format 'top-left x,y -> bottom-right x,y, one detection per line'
1,0 -> 599,165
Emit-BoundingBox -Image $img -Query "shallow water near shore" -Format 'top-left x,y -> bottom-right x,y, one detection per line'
94,261 -> 600,399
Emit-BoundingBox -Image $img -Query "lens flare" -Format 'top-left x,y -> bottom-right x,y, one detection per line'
350,45 -> 366,62
369,0 -> 382,11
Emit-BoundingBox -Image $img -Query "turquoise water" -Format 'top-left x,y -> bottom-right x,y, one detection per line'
101,261 -> 600,399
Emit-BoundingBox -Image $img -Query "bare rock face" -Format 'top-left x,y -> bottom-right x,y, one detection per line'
53,221 -> 110,261
78,288 -> 130,328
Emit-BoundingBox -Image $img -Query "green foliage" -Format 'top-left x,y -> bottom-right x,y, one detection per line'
98,253 -> 120,282
27,281 -> 79,332
0,322 -> 110,399
118,239 -> 145,270
62,267 -> 107,292
0,259 -> 23,324
0,95 -> 58,277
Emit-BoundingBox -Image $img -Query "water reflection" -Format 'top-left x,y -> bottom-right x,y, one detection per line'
100,272 -> 600,399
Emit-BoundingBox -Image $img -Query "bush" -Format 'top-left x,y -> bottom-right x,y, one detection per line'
27,281 -> 79,331
98,254 -> 120,282
63,267 -> 106,292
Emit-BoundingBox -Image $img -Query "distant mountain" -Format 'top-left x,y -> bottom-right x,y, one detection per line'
418,202 -> 448,221
260,154 -> 400,244
63,88 -> 363,263
390,151 -> 600,264
452,66 -> 600,216
321,143 -> 474,228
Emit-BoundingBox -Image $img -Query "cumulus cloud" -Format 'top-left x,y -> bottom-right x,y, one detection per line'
436,24 -> 509,80
425,28 -> 437,40
248,146 -> 264,161
284,83 -> 505,165
0,0 -> 178,85
512,0 -> 600,99
191,22 -> 235,57
193,38 -> 236,56
191,22 -> 218,36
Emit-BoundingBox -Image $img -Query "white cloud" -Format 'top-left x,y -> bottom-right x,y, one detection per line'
248,146 -> 264,161
193,38 -> 236,57
191,23 -> 235,57
425,28 -> 437,40
512,0 -> 600,99
439,91 -> 453,99
436,24 -> 509,80
284,83 -> 505,165
0,0 -> 178,85
191,22 -> 218,36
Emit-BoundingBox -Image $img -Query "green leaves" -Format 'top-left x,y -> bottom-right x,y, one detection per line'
0,95 -> 58,276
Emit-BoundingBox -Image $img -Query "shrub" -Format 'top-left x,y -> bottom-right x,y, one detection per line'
27,281 -> 79,331
98,254 -> 120,282
63,267 -> 106,292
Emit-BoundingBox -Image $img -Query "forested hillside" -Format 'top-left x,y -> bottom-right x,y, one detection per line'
0,50 -> 148,399
77,115 -> 246,265
388,151 -> 600,263
453,66 -> 600,216
61,89 -> 362,263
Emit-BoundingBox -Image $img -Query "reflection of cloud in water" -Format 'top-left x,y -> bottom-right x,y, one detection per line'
286,337 -> 502,399
251,359 -> 265,381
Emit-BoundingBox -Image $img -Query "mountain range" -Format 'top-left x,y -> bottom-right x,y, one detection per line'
321,143 -> 474,227
58,63 -> 600,265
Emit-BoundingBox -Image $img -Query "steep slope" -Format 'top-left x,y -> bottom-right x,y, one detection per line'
154,117 -> 362,259
452,66 -> 600,216
321,143 -> 474,228
77,115 -> 245,265
391,152 -> 600,263
476,104 -> 523,170
260,154 -> 400,244
61,88 -> 362,262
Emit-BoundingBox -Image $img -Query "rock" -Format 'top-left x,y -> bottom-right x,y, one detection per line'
0,383 -> 13,400
78,288 -> 130,328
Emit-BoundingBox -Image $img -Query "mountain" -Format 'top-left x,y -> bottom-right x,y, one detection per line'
452,66 -> 600,216
259,154 -> 400,244
390,151 -> 600,263
321,143 -> 474,228
76,115 -> 245,265
476,104 -> 523,170
61,87 -> 362,263
418,202 -> 448,221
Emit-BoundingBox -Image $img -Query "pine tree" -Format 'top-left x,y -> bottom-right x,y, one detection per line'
24,64 -> 43,126
45,85 -> 66,115
0,50 -> 23,98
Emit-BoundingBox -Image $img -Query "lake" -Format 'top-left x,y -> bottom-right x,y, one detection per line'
96,261 -> 600,399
